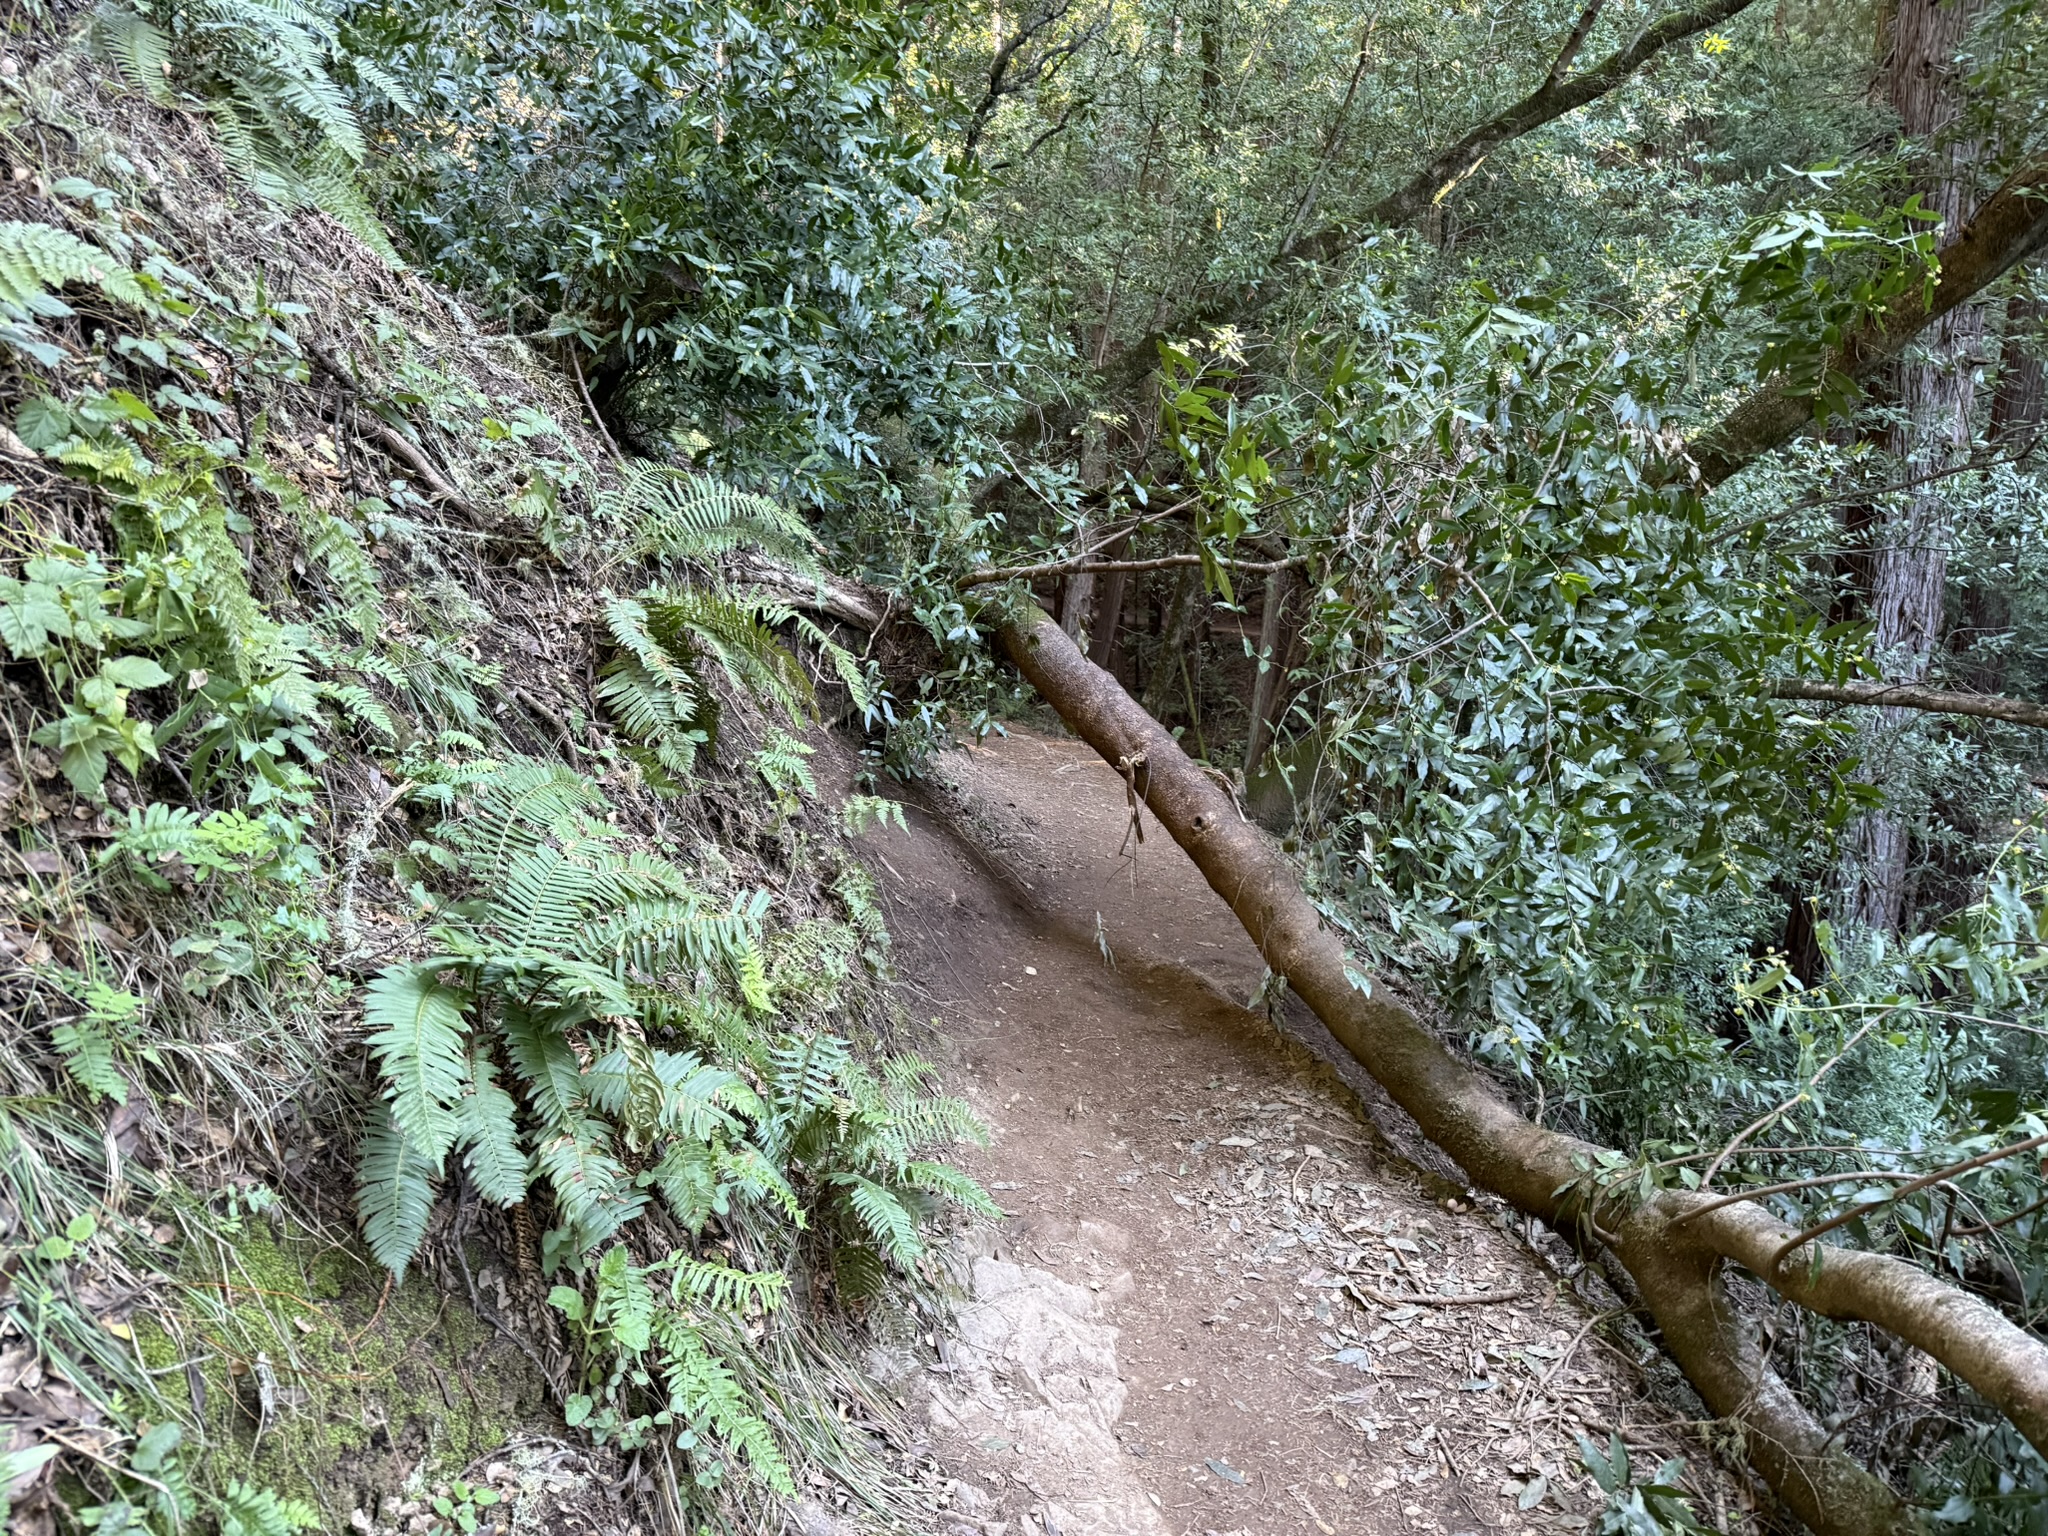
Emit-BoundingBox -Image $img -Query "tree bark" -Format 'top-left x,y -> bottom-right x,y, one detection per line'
1990,292 -> 2045,442
996,603 -> 2048,1536
1770,676 -> 2048,729
1242,565 -> 1296,778
1841,0 -> 1986,936
1141,568 -> 1204,725
1090,531 -> 1133,674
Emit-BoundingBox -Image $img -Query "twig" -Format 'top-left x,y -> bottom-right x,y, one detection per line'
1350,1282 -> 1528,1307
960,550 -> 1307,589
1767,1133 -> 2048,1274
306,342 -> 488,520
1952,1191 -> 2048,1237
1672,1168 -> 1923,1228
346,1273 -> 395,1350
569,349 -> 625,466
1698,1016 -> 1883,1191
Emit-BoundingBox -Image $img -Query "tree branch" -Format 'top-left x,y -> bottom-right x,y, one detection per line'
1545,0 -> 1609,88
1770,676 -> 2048,729
958,550 -> 1305,589
1281,0 -> 1763,263
961,0 -> 1103,167
1692,155 -> 2048,487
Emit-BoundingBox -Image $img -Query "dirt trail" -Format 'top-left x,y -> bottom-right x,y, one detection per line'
870,726 -> 1729,1536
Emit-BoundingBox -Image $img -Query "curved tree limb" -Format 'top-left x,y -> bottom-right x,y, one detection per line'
1692,156 -> 2048,487
997,601 -> 2048,1536
1770,676 -> 2048,729
1281,0 -> 1765,265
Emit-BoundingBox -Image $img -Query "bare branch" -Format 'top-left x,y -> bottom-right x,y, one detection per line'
959,549 -> 1305,589
1545,0 -> 1609,88
1282,0 -> 1763,263
1766,1132 -> 2048,1274
961,0 -> 1105,167
1770,676 -> 2048,730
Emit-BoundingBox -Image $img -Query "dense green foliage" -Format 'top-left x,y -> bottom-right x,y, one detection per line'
13,0 -> 2048,1526
347,0 -> 1024,497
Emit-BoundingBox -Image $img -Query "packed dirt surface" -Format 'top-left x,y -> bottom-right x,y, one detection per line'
870,725 -> 1745,1536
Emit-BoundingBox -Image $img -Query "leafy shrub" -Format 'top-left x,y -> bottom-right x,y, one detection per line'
348,0 -> 1020,498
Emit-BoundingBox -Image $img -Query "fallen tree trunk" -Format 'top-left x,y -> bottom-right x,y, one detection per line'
1770,676 -> 2048,729
997,600 -> 2048,1536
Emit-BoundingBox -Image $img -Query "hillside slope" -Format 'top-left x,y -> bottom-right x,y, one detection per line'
0,27 -> 987,1536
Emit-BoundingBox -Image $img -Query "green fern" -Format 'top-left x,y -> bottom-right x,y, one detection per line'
218,1481 -> 319,1536
498,1000 -> 588,1125
536,1120 -> 646,1248
52,1017 -> 126,1103
456,1048 -> 528,1204
593,1243 -> 658,1350
47,977 -> 138,1103
356,1108 -> 438,1279
0,222 -> 147,365
666,1254 -> 787,1314
653,1314 -> 796,1496
833,1174 -> 921,1265
89,5 -> 177,104
362,962 -> 470,1161
607,463 -> 822,576
90,0 -> 404,264
754,729 -> 817,800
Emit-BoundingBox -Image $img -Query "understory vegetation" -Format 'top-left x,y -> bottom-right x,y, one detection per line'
7,0 -> 2048,1531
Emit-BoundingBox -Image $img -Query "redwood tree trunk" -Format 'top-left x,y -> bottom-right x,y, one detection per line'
1842,0 -> 1986,935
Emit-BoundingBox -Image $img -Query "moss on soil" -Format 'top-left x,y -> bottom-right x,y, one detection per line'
136,1220 -> 546,1524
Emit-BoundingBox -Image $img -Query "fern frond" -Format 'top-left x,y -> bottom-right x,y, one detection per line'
0,221 -> 146,338
87,6 -> 177,105
833,1174 -> 922,1265
52,1015 -> 127,1103
357,1107 -> 439,1278
715,1141 -> 803,1222
363,962 -> 470,1161
831,1242 -> 888,1302
648,1051 -> 746,1139
593,1242 -> 657,1351
489,845 -> 593,956
650,1139 -> 721,1230
499,1000 -> 589,1125
608,464 -> 820,576
666,1254 -> 786,1315
457,1048 -> 528,1204
318,681 -> 397,741
537,1120 -> 646,1249
219,1479 -> 319,1536
898,1160 -> 1001,1219
769,1032 -> 850,1115
652,1315 -> 796,1496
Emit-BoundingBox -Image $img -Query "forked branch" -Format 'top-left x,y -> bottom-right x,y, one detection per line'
1282,0 -> 1764,263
